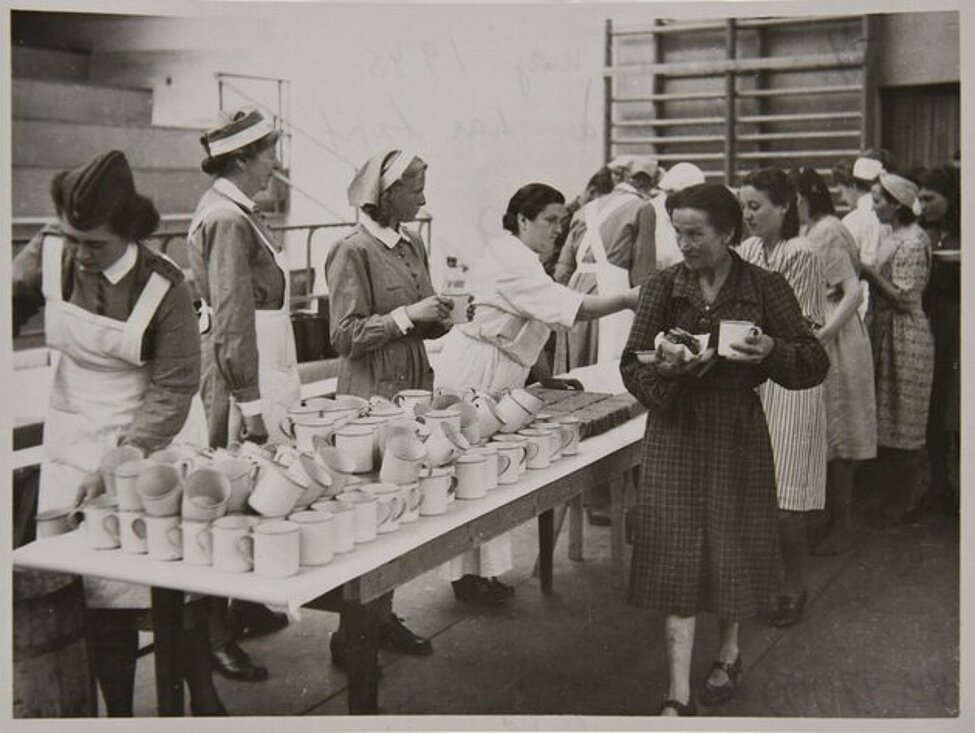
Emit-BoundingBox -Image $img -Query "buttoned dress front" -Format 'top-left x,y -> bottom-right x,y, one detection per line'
188,179 -> 301,447
739,236 -> 828,511
620,253 -> 828,618
325,219 -> 449,401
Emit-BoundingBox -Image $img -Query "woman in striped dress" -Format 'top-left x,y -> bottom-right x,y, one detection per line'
739,169 -> 828,628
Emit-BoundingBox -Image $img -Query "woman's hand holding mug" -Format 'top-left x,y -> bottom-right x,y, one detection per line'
406,295 -> 452,323
727,331 -> 774,363
241,413 -> 269,445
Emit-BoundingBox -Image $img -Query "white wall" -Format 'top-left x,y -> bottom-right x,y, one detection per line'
85,3 -> 656,285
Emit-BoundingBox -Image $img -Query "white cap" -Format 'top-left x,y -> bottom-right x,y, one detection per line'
659,162 -> 705,192
608,155 -> 635,171
852,157 -> 885,182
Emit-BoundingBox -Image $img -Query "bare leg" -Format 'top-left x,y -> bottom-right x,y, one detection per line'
705,618 -> 740,688
814,459 -> 859,555
662,614 -> 695,714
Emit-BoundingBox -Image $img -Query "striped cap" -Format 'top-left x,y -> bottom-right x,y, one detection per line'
201,109 -> 279,159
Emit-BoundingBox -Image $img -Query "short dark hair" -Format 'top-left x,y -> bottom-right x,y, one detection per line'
586,167 -> 614,196
791,167 -> 835,219
502,183 -> 565,235
666,183 -> 744,247
741,168 -> 800,239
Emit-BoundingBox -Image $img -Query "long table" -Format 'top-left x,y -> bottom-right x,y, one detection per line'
12,415 -> 645,716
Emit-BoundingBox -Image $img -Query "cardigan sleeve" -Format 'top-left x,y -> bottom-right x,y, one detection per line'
11,230 -> 48,336
619,270 -> 685,412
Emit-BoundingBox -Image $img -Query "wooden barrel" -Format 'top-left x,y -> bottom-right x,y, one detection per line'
13,570 -> 96,718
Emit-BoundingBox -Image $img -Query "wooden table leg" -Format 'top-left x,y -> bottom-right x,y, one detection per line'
342,596 -> 387,714
538,508 -> 555,593
609,476 -> 627,589
150,586 -> 185,716
568,494 -> 584,561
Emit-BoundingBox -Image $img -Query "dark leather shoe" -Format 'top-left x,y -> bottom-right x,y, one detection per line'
699,655 -> 742,706
380,616 -> 433,656
767,589 -> 808,628
659,697 -> 696,716
210,642 -> 269,682
452,575 -> 511,606
229,601 -> 289,639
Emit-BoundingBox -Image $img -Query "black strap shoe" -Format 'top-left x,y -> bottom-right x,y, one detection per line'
659,697 -> 696,716
210,642 -> 269,682
380,616 -> 433,656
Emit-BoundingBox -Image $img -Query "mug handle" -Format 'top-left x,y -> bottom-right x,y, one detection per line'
176,457 -> 194,480
248,461 -> 261,488
103,513 -> 120,541
748,325 -> 763,338
237,534 -> 254,565
560,429 -> 573,452
377,501 -> 392,528
391,496 -> 405,522
409,486 -> 422,512
498,455 -> 512,477
67,508 -> 84,530
197,527 -> 213,560
447,476 -> 458,497
392,393 -> 406,407
132,516 -> 147,540
525,441 -> 540,462
167,525 -> 182,551
517,445 -> 527,471
279,416 -> 296,440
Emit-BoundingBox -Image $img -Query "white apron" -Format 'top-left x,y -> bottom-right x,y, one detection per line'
190,202 -> 301,445
38,235 -> 206,608
574,194 -> 635,362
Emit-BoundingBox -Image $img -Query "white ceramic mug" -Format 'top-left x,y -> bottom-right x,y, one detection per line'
211,515 -> 261,573
113,459 -> 152,511
312,500 -> 355,553
555,416 -> 582,456
530,422 -> 564,462
419,406 -> 462,437
144,514 -> 182,561
508,387 -> 545,415
179,519 -> 213,566
472,443 -> 501,490
358,483 -> 405,534
118,510 -> 148,554
135,463 -> 183,517
314,446 -> 359,492
718,320 -> 763,359
213,458 -> 260,513
34,507 -> 77,539
495,443 -> 524,485
392,389 -> 433,415
425,423 -> 469,466
443,291 -> 470,324
328,424 -> 377,473
293,453 -> 333,507
379,436 -> 430,486
398,482 -> 422,523
239,520 -> 300,578
247,461 -> 305,518
289,510 -> 334,566
182,467 -> 232,521
455,452 -> 488,500
280,414 -> 340,453
335,491 -> 379,543
418,467 -> 456,515
72,496 -> 120,550
99,446 -> 144,499
492,434 -> 531,475
469,391 -> 504,440
495,393 -> 535,433
516,429 -> 549,470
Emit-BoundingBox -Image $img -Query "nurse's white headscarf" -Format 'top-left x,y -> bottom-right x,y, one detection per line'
347,148 -> 422,208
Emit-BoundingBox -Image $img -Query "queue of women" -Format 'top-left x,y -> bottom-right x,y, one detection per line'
12,103 -> 958,717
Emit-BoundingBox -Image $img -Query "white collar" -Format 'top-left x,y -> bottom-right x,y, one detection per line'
360,214 -> 405,249
857,193 -> 874,211
615,182 -> 639,196
99,243 -> 138,284
214,177 -> 258,212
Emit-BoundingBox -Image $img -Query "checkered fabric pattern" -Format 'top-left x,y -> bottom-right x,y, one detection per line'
620,253 -> 828,619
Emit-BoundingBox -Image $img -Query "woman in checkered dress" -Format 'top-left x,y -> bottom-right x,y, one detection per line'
620,183 -> 828,716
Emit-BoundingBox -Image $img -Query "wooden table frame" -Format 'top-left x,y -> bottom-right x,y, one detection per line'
14,420 -> 644,717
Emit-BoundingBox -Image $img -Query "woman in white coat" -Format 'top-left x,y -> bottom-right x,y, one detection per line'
436,183 -> 639,604
12,151 -> 224,715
